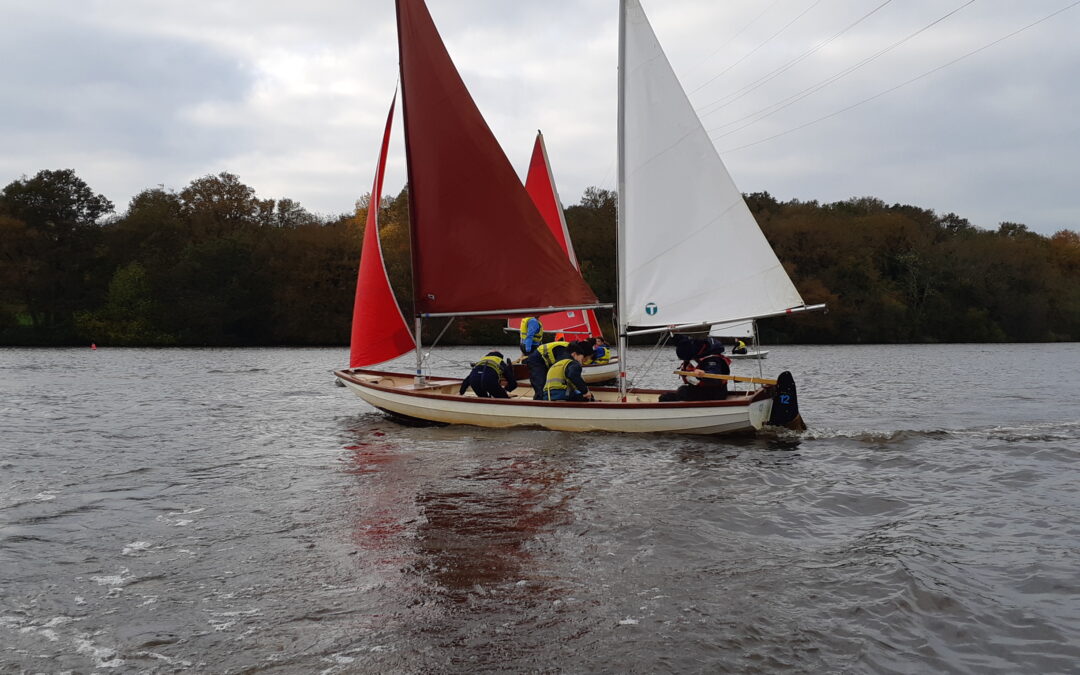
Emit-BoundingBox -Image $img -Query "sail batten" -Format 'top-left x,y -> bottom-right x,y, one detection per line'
620,0 -> 805,329
396,0 -> 597,316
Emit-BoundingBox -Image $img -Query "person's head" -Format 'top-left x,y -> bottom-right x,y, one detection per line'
487,351 -> 504,359
593,336 -> 607,346
675,337 -> 704,361
570,341 -> 593,362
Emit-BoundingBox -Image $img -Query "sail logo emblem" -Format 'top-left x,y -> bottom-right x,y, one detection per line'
645,302 -> 658,316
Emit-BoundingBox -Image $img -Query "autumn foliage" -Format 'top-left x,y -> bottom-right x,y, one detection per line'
1,170 -> 1077,346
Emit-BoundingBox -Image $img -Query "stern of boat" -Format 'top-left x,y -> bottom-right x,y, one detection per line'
762,371 -> 806,431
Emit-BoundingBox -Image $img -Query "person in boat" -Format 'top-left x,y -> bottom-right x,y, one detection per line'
658,336 -> 731,402
519,317 -> 544,356
732,338 -> 748,355
525,339 -> 571,399
543,342 -> 596,402
590,337 -> 612,365
458,351 -> 517,399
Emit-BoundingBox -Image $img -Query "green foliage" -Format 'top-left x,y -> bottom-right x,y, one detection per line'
75,262 -> 176,345
1,168 -> 1078,346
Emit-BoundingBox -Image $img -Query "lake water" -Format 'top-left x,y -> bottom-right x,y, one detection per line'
2,344 -> 1078,673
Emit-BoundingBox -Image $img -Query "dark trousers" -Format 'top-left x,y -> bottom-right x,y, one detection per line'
658,384 -> 727,402
464,367 -> 509,398
525,352 -> 548,400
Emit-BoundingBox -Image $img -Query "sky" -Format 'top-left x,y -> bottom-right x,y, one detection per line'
2,0 -> 1078,235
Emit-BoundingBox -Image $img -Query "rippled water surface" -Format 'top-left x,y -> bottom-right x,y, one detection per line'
2,344 -> 1078,673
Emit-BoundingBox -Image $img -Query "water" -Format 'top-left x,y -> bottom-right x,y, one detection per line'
1,344 -> 1078,673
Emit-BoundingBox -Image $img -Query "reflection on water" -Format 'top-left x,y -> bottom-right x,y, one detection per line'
2,345 -> 1079,673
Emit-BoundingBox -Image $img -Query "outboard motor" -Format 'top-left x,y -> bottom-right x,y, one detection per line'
767,371 -> 806,431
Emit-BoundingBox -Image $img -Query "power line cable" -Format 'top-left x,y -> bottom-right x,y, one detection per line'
689,0 -> 825,95
696,0 -> 894,119
683,0 -> 786,83
718,0 -> 1080,153
707,0 -> 977,138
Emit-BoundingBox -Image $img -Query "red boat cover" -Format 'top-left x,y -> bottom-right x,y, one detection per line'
350,97 -> 415,368
396,0 -> 598,315
526,132 -> 604,338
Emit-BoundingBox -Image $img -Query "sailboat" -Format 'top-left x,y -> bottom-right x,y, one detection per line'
335,0 -> 823,435
710,320 -> 768,359
512,130 -> 619,384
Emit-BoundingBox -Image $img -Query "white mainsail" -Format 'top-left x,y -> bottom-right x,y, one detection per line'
619,0 -> 806,329
709,320 -> 755,339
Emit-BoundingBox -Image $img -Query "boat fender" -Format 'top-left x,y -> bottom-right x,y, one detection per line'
767,371 -> 805,430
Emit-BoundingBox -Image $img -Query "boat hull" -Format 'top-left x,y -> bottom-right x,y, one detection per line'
729,350 -> 768,360
336,368 -> 774,435
513,358 -> 620,384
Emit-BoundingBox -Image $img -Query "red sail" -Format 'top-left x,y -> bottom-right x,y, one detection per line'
526,132 -> 604,339
526,131 -> 578,267
350,96 -> 415,368
396,0 -> 598,315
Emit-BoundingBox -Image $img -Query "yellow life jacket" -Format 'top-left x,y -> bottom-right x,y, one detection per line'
536,341 -> 570,367
475,355 -> 504,374
543,358 -> 573,396
592,345 -> 611,365
736,340 -> 746,350
519,317 -> 543,345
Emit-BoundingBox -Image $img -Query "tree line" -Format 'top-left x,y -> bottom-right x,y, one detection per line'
1,169 -> 1077,347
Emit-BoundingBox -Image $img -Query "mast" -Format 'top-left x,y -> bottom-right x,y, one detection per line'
616,0 -> 629,401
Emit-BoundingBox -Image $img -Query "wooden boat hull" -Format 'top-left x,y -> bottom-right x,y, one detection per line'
335,368 -> 776,435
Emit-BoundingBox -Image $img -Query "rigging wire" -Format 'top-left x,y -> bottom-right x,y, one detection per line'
707,0 -> 977,138
683,0 -> 786,83
696,0 -> 895,118
718,0 -> 1080,153
689,0 -> 825,95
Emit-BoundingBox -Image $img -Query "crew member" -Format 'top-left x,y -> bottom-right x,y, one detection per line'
658,336 -> 731,402
525,339 -> 571,399
591,336 -> 612,364
519,317 -> 544,356
458,351 -> 517,398
732,338 -> 748,355
543,342 -> 596,401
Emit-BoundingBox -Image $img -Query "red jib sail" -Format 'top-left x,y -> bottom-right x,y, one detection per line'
396,0 -> 598,316
526,132 -> 604,338
350,96 -> 415,368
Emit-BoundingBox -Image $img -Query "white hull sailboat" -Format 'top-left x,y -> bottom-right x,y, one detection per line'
729,351 -> 769,360
710,320 -> 768,359
335,0 -> 823,435
337,370 -> 774,435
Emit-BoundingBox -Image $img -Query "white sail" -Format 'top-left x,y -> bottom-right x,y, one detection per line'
709,320 -> 755,338
620,0 -> 805,329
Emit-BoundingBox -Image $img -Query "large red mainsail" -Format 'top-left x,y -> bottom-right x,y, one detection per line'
526,132 -> 604,339
349,96 -> 415,368
396,0 -> 598,316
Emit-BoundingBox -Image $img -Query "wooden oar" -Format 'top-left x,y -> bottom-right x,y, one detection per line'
673,370 -> 778,386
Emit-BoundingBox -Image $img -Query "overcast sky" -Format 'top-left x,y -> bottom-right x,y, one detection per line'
2,0 -> 1077,235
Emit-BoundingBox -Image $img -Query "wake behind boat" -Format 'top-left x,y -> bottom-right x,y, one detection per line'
335,0 -> 823,435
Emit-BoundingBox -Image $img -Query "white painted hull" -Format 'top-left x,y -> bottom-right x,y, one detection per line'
729,350 -> 768,360
581,358 -> 619,383
335,368 -> 775,435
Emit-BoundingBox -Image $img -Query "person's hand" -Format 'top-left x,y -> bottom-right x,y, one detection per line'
693,368 -> 706,376
585,393 -> 595,402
